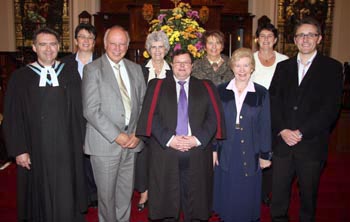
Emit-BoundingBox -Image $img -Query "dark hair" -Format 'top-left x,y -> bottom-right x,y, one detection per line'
294,17 -> 322,36
255,23 -> 278,39
74,23 -> 97,39
202,30 -> 225,45
172,49 -> 193,64
32,27 -> 60,44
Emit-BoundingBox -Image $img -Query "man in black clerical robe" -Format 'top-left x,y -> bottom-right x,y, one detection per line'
3,27 -> 87,221
136,50 -> 226,221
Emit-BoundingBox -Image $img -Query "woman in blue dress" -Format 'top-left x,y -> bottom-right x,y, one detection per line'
213,48 -> 272,222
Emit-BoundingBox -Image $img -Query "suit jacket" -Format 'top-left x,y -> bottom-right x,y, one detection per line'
136,74 -> 225,219
60,53 -> 99,73
269,52 -> 343,161
82,54 -> 146,156
217,82 -> 272,173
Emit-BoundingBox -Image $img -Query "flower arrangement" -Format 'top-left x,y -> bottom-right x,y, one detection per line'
144,1 -> 206,61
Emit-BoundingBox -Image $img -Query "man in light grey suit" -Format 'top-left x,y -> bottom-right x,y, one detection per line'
82,25 -> 146,222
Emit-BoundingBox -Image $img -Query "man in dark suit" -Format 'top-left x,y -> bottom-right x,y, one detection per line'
82,25 -> 146,222
61,22 -> 98,208
269,17 -> 343,222
136,50 -> 226,222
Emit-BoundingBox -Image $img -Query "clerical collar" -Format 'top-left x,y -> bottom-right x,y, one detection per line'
28,60 -> 65,87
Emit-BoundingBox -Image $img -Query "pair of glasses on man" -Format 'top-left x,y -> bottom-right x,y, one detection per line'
294,33 -> 319,39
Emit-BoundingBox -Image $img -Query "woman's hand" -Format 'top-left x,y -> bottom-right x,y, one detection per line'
259,158 -> 271,169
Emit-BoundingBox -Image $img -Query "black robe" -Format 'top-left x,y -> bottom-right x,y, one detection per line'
136,74 -> 226,220
3,62 -> 87,222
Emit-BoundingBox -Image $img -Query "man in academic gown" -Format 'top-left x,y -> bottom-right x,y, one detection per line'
3,27 -> 87,222
136,50 -> 226,222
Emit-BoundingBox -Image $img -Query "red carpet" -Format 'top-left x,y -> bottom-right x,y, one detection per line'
1,152 -> 349,222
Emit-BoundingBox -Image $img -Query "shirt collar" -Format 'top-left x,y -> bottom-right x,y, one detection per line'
145,59 -> 171,70
75,52 -> 93,64
297,51 -> 317,65
173,75 -> 190,84
226,78 -> 255,92
106,54 -> 125,69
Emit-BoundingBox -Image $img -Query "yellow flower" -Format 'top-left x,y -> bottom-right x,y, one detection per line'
143,50 -> 150,59
145,0 -> 205,61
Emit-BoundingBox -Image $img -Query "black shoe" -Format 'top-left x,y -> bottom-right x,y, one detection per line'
137,200 -> 147,211
262,196 -> 271,207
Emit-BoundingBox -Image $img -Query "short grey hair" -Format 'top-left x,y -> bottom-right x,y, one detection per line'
103,25 -> 130,47
145,31 -> 170,54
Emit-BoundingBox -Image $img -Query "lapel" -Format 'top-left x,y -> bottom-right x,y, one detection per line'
289,57 -> 299,89
164,75 -> 178,128
101,54 -> 121,96
221,88 -> 237,124
296,53 -> 321,104
188,77 -> 197,121
299,53 -> 320,87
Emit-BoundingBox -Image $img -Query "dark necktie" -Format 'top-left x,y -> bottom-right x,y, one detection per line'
176,81 -> 189,135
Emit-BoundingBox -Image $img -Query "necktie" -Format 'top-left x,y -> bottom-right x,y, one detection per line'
114,64 -> 131,123
176,81 -> 189,135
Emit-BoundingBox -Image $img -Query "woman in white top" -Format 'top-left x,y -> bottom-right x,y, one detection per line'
251,20 -> 288,206
251,22 -> 288,89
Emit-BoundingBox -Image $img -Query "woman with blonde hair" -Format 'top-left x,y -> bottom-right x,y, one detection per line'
214,48 -> 272,221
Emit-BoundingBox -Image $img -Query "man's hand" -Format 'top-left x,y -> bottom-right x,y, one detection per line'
115,133 -> 130,147
280,129 -> 302,146
169,136 -> 188,152
182,136 -> 198,150
124,133 -> 140,149
16,153 -> 31,170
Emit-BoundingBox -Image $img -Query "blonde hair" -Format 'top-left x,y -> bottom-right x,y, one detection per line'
229,48 -> 255,72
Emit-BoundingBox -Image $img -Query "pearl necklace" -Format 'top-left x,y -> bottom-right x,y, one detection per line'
208,56 -> 223,65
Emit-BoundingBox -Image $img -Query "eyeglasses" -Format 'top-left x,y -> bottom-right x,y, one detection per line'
77,35 -> 95,41
294,33 -> 319,39
173,61 -> 192,67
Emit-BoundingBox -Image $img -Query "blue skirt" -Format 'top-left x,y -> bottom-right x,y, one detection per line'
213,129 -> 262,222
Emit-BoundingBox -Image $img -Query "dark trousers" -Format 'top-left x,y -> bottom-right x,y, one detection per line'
261,167 -> 273,200
270,154 -> 324,222
151,152 -> 206,222
178,151 -> 191,222
84,155 -> 97,203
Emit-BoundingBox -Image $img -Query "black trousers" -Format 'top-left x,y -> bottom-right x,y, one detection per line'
261,167 -> 273,200
270,154 -> 325,222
